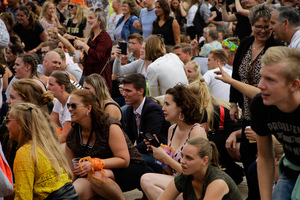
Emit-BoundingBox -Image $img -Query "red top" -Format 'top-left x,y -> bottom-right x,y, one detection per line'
84,30 -> 112,93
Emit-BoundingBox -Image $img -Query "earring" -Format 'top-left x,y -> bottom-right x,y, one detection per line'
179,112 -> 184,121
86,112 -> 89,116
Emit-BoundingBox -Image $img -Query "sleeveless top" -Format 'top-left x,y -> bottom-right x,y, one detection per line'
104,101 -> 125,127
152,18 -> 175,46
175,165 -> 243,200
168,124 -> 204,176
66,117 -> 143,164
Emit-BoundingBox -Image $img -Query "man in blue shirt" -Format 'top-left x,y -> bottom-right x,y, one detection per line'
133,0 -> 156,39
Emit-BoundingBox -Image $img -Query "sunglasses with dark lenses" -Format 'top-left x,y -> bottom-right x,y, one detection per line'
68,4 -> 75,8
4,117 -> 17,124
67,103 -> 87,109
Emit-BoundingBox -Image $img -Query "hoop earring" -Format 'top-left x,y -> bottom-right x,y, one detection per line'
179,112 -> 184,121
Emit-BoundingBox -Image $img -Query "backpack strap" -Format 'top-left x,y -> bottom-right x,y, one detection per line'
219,105 -> 225,131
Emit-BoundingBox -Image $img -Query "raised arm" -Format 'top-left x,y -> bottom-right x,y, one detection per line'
235,0 -> 250,17
215,65 -> 260,99
221,5 -> 237,22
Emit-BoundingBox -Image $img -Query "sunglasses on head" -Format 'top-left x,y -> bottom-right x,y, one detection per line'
67,103 -> 87,109
4,117 -> 17,124
68,4 -> 76,8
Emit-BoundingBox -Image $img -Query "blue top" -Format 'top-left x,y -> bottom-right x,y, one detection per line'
115,15 -> 139,42
139,8 -> 156,39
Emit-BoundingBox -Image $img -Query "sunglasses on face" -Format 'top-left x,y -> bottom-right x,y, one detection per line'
67,103 -> 87,109
68,4 -> 76,9
4,117 -> 17,124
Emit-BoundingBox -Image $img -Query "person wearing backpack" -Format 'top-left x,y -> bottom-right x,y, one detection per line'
192,0 -> 217,39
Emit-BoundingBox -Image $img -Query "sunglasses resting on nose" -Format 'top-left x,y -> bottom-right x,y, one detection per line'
67,103 -> 87,109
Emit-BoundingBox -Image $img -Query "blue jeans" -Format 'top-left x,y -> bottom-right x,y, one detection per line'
272,173 -> 296,200
141,152 -> 162,173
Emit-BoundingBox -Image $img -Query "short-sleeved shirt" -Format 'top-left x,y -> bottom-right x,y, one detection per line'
199,1 -> 212,21
13,22 -> 45,51
251,93 -> 300,166
66,18 -> 87,38
175,165 -> 242,200
52,96 -> 71,127
14,143 -> 71,200
139,8 -> 156,39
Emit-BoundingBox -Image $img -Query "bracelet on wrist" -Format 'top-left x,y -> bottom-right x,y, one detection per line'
58,33 -> 61,37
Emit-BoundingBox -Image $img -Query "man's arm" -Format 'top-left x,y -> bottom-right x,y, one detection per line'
256,134 -> 274,200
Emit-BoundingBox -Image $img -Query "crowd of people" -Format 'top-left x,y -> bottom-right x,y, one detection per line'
0,0 -> 300,199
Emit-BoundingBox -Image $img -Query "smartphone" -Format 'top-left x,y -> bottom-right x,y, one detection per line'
118,41 -> 127,55
74,50 -> 80,63
141,132 -> 160,148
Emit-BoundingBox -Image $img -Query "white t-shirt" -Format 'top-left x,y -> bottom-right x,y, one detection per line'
52,96 -> 71,127
147,53 -> 189,97
203,67 -> 232,101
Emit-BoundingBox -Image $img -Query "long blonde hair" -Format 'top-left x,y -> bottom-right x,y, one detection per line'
11,103 -> 73,180
39,1 -> 55,21
187,79 -> 215,131
84,74 -> 114,108
70,4 -> 87,29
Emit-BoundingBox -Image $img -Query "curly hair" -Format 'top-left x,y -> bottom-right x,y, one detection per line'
71,89 -> 109,134
249,3 -> 273,25
122,0 -> 138,17
165,84 -> 202,125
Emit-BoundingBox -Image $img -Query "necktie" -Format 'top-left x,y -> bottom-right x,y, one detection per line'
136,113 -> 141,133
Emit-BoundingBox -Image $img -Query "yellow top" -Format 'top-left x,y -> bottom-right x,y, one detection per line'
13,143 -> 71,200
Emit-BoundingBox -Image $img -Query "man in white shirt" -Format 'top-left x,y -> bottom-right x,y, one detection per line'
204,49 -> 232,101
270,6 -> 300,48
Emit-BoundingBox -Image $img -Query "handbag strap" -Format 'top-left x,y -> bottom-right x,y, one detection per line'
99,58 -> 110,75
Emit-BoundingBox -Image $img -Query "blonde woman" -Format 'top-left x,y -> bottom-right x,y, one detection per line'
6,103 -> 79,199
64,0 -> 87,43
39,1 -> 62,37
74,8 -> 112,92
83,74 -> 122,121
188,80 -> 245,185
184,60 -> 201,83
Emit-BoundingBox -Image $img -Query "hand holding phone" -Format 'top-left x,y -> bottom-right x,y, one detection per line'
141,132 -> 160,148
118,41 -> 127,55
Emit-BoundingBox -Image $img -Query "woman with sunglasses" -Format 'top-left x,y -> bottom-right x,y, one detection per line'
47,70 -> 77,143
6,103 -> 79,200
227,4 -> 283,199
65,89 -> 147,200
158,137 -> 242,200
64,0 -> 87,44
13,6 -> 48,53
74,8 -> 112,93
140,84 -> 207,200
